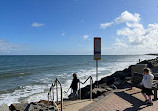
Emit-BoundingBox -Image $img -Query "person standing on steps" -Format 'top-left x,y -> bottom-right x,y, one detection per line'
70,73 -> 80,100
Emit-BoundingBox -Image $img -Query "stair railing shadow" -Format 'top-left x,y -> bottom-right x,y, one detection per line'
114,91 -> 149,111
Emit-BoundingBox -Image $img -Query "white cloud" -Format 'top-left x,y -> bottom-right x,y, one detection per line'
100,11 -> 140,29
113,23 -> 158,54
126,22 -> 143,29
114,11 -> 140,23
82,35 -> 89,40
32,22 -> 45,27
101,11 -> 158,54
100,22 -> 113,29
113,38 -> 128,49
0,39 -> 24,54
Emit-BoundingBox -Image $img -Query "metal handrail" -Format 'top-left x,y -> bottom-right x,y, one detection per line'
48,79 -> 56,97
48,80 -> 56,102
63,76 -> 93,100
64,87 -> 71,93
80,76 -> 93,84
79,76 -> 93,100
48,78 -> 63,111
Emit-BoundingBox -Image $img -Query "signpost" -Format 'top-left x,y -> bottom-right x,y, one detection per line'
94,37 -> 101,87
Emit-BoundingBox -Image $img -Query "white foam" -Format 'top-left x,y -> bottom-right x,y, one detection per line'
0,84 -> 50,105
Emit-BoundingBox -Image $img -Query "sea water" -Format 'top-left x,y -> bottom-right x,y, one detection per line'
0,55 -> 155,105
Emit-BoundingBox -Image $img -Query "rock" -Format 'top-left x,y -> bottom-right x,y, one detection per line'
100,83 -> 108,89
138,58 -> 158,68
9,100 -> 58,111
92,88 -> 107,98
0,104 -> 9,111
28,103 -> 40,110
110,85 -> 117,90
112,71 -> 127,80
104,77 -> 115,85
131,73 -> 143,84
9,103 -> 29,111
9,104 -> 16,111
106,87 -> 113,91
113,78 -> 123,86
37,100 -> 50,106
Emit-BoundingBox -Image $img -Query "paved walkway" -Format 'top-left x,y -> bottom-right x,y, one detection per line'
80,87 -> 158,111
58,99 -> 93,111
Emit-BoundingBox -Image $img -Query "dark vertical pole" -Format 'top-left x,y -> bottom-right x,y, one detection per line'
90,78 -> 92,100
96,60 -> 98,87
56,80 -> 58,104
79,82 -> 81,100
61,86 -> 63,111
154,89 -> 157,100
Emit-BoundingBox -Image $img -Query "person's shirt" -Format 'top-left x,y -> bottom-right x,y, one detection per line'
140,74 -> 154,89
70,77 -> 80,90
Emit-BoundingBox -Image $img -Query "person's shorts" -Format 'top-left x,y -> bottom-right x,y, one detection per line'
141,87 -> 153,96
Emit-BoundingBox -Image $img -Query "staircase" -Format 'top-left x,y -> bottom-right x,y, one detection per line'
58,99 -> 93,111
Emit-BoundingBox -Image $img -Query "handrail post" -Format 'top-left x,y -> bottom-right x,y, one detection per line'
48,92 -> 49,105
90,77 -> 92,100
79,82 -> 81,100
48,86 -> 52,105
52,86 -> 54,100
56,79 -> 59,104
56,78 -> 63,111
60,84 -> 63,111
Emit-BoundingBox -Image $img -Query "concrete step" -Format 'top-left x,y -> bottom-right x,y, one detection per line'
0,104 -> 9,111
58,99 -> 93,111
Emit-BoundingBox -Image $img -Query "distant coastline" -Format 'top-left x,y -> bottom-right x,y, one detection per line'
146,54 -> 158,56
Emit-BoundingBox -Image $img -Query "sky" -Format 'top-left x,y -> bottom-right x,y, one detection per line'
0,0 -> 158,55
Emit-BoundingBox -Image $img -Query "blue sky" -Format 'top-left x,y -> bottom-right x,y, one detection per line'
0,0 -> 158,55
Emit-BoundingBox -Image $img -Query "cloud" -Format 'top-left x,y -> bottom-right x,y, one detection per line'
116,23 -> 158,47
100,11 -> 140,29
82,35 -> 89,40
114,11 -> 140,23
114,23 -> 158,54
100,22 -> 113,29
0,39 -> 24,54
113,38 -> 128,49
101,11 -> 158,54
32,22 -> 45,27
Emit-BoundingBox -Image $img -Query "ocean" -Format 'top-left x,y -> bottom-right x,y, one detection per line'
0,55 -> 155,105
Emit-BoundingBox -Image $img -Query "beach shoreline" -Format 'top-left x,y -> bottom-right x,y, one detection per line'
79,56 -> 158,100
2,56 -> 158,110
